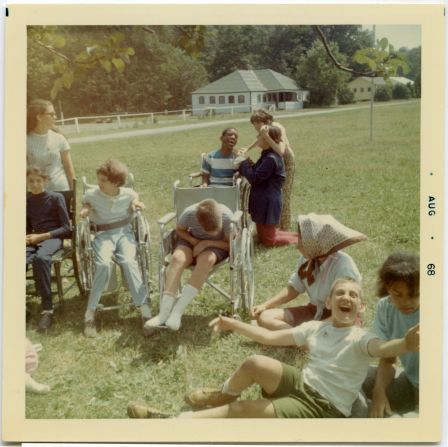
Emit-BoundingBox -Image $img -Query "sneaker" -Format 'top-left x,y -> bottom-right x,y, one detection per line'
184,387 -> 237,409
37,312 -> 53,332
84,319 -> 97,338
127,401 -> 171,419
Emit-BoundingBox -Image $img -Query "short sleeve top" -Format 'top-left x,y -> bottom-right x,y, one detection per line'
27,129 -> 71,191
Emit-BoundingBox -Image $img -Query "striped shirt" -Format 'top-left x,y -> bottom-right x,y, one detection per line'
83,186 -> 137,225
27,130 -> 71,191
201,149 -> 237,186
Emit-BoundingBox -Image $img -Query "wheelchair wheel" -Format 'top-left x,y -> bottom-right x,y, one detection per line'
240,179 -> 251,229
240,227 -> 255,312
134,211 -> 152,296
76,221 -> 95,294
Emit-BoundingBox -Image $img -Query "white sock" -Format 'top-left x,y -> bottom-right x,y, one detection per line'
84,308 -> 95,322
165,284 -> 198,331
139,303 -> 152,319
146,294 -> 175,327
222,377 -> 241,396
25,373 -> 51,394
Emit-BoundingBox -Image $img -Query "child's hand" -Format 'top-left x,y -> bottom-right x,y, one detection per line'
26,234 -> 44,245
132,199 -> 145,211
405,324 -> 419,352
259,125 -> 269,136
369,390 -> 392,418
208,315 -> 235,334
80,205 -> 91,218
250,303 -> 267,318
193,240 -> 209,257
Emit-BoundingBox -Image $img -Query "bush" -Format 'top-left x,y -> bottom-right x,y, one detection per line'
392,83 -> 411,100
337,86 -> 355,105
374,85 -> 392,102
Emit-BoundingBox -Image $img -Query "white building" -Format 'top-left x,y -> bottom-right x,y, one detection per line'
348,76 -> 414,101
191,69 -> 309,115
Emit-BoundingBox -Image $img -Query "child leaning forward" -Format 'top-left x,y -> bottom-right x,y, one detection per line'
80,159 -> 151,337
127,277 -> 419,419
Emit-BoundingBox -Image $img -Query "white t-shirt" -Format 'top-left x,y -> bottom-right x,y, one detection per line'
293,320 -> 376,416
27,130 -> 71,191
288,251 -> 361,317
83,186 -> 137,226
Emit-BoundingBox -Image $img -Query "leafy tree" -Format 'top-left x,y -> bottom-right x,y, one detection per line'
392,83 -> 411,100
296,40 -> 350,106
337,85 -> 355,105
374,85 -> 392,101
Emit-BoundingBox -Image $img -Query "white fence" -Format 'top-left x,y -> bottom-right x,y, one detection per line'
56,105 -> 261,134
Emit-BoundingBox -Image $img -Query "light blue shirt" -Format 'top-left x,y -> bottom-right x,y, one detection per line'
373,296 -> 419,388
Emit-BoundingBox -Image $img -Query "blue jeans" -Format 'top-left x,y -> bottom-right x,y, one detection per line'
87,225 -> 148,310
26,238 -> 62,311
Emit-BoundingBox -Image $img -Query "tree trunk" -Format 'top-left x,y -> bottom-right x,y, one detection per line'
280,149 -> 295,230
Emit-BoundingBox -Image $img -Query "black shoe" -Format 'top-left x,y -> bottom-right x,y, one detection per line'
37,312 -> 53,332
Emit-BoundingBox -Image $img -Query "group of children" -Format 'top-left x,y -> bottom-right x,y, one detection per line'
26,107 -> 419,419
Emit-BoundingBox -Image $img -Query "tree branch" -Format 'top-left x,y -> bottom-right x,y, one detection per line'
313,25 -> 376,77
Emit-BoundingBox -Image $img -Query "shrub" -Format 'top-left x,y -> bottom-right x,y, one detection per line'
337,86 -> 355,104
392,83 -> 411,100
374,85 -> 392,102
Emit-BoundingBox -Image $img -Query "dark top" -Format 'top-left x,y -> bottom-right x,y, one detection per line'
26,191 -> 71,239
239,148 -> 286,225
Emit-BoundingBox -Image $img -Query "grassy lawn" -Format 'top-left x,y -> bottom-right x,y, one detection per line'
25,101 -> 420,418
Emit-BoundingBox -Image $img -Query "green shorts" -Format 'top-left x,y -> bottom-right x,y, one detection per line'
263,363 -> 345,418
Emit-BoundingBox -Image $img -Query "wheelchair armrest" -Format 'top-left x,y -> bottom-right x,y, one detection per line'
158,212 -> 177,227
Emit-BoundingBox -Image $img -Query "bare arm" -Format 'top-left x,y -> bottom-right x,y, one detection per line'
251,285 -> 299,317
61,151 -> 75,190
259,126 -> 286,156
367,324 -> 419,358
131,195 -> 145,210
200,172 -> 210,187
369,357 -> 396,418
176,224 -> 200,246
209,315 -> 298,346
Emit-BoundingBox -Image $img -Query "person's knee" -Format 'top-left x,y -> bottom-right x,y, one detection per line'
171,250 -> 190,268
195,252 -> 216,270
242,354 -> 265,375
33,253 -> 51,266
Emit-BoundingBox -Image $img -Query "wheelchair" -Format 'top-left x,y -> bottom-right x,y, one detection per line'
158,179 -> 255,316
188,153 -> 252,229
76,174 -> 152,310
26,179 -> 85,305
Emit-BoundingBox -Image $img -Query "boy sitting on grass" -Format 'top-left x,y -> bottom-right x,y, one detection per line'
80,159 -> 151,337
128,277 -> 419,418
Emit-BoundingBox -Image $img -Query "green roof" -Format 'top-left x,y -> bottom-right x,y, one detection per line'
193,69 -> 299,94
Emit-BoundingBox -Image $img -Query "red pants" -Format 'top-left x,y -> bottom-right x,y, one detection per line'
256,223 -> 299,247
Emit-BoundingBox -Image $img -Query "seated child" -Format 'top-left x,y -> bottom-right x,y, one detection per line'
145,198 -> 233,332
80,159 -> 151,337
362,252 -> 420,417
201,128 -> 239,187
127,278 -> 419,419
252,213 -> 366,329
26,166 -> 71,331
26,338 -> 50,393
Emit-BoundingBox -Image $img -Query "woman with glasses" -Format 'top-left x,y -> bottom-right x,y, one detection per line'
27,99 -> 75,203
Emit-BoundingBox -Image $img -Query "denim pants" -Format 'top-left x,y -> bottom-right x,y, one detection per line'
26,238 -> 62,311
87,225 -> 148,310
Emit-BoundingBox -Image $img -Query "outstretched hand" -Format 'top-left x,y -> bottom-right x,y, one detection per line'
209,315 -> 235,334
405,324 -> 420,352
250,304 -> 267,318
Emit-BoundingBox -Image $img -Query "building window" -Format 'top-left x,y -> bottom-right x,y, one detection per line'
219,96 -> 225,104
198,96 -> 204,104
360,88 -> 364,92
238,95 -> 244,104
209,96 -> 216,104
228,95 -> 235,104
353,88 -> 357,92
367,87 -> 371,92
257,94 -> 261,102
263,94 -> 267,102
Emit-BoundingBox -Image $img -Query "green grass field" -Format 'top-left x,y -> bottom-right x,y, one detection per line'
25,100 -> 420,418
